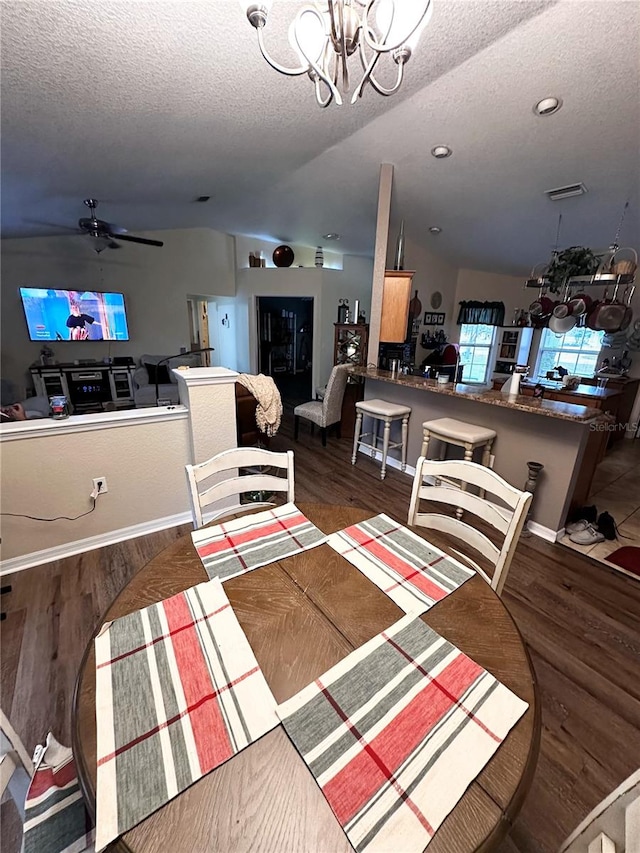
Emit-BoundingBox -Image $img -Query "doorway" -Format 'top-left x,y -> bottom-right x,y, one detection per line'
256,296 -> 313,406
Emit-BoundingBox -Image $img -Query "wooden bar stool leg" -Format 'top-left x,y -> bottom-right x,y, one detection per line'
457,442 -> 475,519
420,430 -> 430,457
401,415 -> 409,472
351,412 -> 363,465
480,438 -> 494,498
371,416 -> 379,458
381,417 -> 391,480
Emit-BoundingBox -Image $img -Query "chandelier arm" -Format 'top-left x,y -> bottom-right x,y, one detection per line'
256,27 -> 309,77
363,0 -> 432,54
314,76 -> 334,108
366,61 -> 405,98
327,0 -> 340,49
351,42 -> 385,102
351,22 -> 403,102
290,9 -> 344,106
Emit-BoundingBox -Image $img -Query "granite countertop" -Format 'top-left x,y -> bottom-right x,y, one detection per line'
349,367 -> 605,423
517,380 -> 621,400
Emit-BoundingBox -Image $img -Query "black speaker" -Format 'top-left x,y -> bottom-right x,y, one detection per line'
113,356 -> 134,366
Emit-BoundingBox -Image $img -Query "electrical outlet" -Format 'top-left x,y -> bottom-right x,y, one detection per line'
92,477 -> 108,495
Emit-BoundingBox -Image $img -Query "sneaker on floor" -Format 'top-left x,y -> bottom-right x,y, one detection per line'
566,518 -> 591,535
569,524 -> 605,545
597,511 -> 618,541
568,504 -> 598,525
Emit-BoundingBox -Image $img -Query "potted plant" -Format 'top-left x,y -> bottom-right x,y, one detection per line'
545,246 -> 600,291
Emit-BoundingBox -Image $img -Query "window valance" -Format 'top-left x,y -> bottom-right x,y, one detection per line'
456,301 -> 505,326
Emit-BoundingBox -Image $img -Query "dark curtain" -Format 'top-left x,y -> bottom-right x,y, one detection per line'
456,301 -> 505,326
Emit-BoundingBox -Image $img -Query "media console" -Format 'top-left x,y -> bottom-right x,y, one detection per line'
30,361 -> 136,412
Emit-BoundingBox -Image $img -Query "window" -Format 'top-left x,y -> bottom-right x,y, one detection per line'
459,324 -> 496,383
536,327 -> 605,378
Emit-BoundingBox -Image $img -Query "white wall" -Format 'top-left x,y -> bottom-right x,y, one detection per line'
234,235 -> 342,270
1,228 -> 236,396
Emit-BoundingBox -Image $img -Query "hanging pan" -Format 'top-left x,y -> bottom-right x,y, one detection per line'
548,311 -> 578,334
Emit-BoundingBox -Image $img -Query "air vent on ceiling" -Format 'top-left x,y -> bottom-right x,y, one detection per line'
545,182 -> 587,201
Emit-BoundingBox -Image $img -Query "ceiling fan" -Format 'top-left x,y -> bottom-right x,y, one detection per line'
78,198 -> 164,253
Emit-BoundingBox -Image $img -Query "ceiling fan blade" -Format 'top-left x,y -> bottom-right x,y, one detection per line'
104,221 -> 128,235
23,218 -> 80,233
111,233 -> 164,247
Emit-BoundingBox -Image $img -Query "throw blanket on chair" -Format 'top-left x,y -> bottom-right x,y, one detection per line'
237,374 -> 283,437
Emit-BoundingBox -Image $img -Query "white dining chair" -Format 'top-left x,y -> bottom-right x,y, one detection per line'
1,709 -> 32,820
185,446 -> 295,529
407,457 -> 532,596
559,769 -> 640,852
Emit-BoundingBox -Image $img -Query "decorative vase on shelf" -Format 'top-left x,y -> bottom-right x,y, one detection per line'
394,220 -> 405,270
273,245 -> 294,268
315,246 -> 324,268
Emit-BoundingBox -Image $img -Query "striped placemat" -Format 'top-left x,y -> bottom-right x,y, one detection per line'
192,502 -> 326,581
94,578 -> 278,851
278,613 -> 528,853
326,513 -> 475,614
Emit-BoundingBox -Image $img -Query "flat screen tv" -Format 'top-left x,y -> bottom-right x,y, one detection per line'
19,288 -> 130,341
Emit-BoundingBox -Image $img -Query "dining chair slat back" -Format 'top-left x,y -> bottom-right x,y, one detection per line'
1,709 -> 32,819
185,447 -> 295,529
408,458 -> 532,596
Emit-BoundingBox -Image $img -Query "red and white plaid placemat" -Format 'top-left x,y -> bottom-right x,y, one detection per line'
94,578 -> 278,851
327,513 -> 475,614
277,613 -> 527,853
192,502 -> 326,581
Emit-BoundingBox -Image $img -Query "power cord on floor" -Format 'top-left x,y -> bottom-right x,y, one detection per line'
0,497 -> 97,522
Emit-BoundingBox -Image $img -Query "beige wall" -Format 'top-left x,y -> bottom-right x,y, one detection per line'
1,413 -> 192,563
0,372 -> 239,567
454,268 -> 527,331
1,228 -> 236,396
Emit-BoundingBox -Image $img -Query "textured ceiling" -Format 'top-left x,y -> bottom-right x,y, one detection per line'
1,0 -> 639,275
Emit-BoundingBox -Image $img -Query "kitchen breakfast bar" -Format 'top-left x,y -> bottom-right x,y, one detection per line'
349,367 -> 608,538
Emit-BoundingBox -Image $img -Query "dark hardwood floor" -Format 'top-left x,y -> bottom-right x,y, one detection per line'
2,406 -> 640,853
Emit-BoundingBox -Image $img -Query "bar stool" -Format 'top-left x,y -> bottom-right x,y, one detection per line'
352,399 -> 411,480
421,417 -> 496,508
421,418 -> 496,465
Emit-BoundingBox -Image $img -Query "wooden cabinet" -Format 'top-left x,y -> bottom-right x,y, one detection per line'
492,326 -> 534,377
380,270 -> 414,343
334,323 -> 369,367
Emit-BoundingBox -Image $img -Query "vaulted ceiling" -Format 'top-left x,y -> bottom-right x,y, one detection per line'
1,0 -> 638,275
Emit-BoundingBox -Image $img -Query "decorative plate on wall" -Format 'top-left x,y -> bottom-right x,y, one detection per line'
431,291 -> 442,309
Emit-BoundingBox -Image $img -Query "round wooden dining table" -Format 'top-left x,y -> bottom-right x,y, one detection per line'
73,503 -> 540,853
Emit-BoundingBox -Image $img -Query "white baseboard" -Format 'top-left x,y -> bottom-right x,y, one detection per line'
0,511 -> 194,576
526,520 -> 563,542
359,447 -> 416,478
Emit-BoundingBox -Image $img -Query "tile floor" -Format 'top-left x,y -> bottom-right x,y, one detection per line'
560,436 -> 640,579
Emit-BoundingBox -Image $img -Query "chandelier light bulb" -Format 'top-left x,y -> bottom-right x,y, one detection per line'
376,0 -> 433,53
289,11 -> 325,65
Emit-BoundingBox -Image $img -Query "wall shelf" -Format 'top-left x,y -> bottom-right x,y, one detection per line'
525,272 -> 635,289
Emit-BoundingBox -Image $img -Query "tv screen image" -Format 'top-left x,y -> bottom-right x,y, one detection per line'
20,288 -> 130,341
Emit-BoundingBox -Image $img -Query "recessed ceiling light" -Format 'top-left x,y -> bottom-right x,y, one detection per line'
428,226 -> 442,234
323,233 -> 341,240
533,97 -> 563,117
431,145 -> 452,159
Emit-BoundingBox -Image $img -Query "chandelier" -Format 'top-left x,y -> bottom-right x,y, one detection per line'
242,1 -> 434,108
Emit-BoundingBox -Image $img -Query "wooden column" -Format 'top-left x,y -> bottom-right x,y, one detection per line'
367,163 -> 394,365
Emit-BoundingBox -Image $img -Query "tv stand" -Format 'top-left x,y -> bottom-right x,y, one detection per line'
30,362 -> 135,412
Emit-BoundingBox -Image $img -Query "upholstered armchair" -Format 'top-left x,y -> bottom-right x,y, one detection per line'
293,364 -> 349,446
